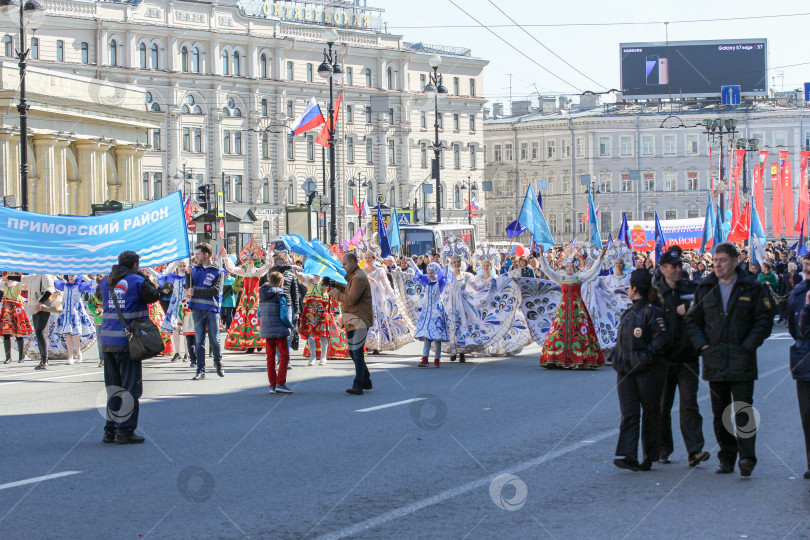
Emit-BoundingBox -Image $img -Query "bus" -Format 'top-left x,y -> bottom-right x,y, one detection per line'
399,224 -> 477,257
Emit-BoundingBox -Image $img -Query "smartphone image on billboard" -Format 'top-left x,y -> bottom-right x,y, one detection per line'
658,57 -> 668,84
645,55 -> 659,86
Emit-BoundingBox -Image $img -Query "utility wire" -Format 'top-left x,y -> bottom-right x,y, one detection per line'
446,0 -> 583,92
487,0 -> 608,90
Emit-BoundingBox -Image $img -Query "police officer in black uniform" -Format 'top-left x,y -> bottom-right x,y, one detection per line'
612,269 -> 669,472
654,246 -> 710,467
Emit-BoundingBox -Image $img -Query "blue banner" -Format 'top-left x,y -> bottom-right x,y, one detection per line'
0,191 -> 190,274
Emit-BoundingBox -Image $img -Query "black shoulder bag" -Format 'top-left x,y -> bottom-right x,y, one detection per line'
111,283 -> 165,361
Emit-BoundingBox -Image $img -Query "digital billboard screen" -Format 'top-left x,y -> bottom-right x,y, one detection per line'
619,39 -> 768,99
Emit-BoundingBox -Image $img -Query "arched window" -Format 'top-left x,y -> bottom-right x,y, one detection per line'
232,51 -> 240,76
138,42 -> 146,68
262,180 -> 269,203
150,43 -> 159,69
180,46 -> 188,72
259,53 -> 268,78
3,36 -> 12,58
223,97 -> 241,117
364,67 -> 372,86
387,66 -> 394,90
221,49 -> 229,75
151,103 -> 161,112
192,47 -> 200,73
181,94 -> 202,114
109,39 -> 118,66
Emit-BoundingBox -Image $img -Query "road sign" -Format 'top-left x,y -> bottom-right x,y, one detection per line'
805,82 -> 810,103
377,195 -> 386,204
187,221 -> 197,232
721,85 -> 741,105
302,177 -> 317,195
219,219 -> 224,239
216,192 -> 224,217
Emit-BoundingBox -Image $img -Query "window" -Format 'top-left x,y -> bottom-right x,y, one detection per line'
346,137 -> 355,162
504,143 -> 513,161
259,53 -> 268,78
388,108 -> 395,124
576,137 -> 584,157
286,61 -> 293,80
181,94 -> 202,114
143,172 -> 150,200
643,210 -> 654,221
453,143 -> 460,168
150,43 -> 159,69
642,135 -> 654,156
223,130 -> 231,154
78,41 -> 88,64
151,129 -> 161,151
221,49 -> 229,75
387,66 -> 394,89
366,138 -> 373,163
261,98 -> 268,116
138,42 -> 146,68
546,140 -> 556,159
420,142 -> 427,167
182,127 -> 190,151
774,132 -> 787,148
3,36 -> 11,57
57,40 -> 65,62
306,134 -> 315,161
470,146 -> 477,169
621,172 -> 634,193
365,106 -> 371,123
345,105 -> 353,123
233,51 -> 241,76
453,77 -> 459,95
600,211 -> 612,233
453,114 -> 459,131
687,171 -> 699,190
561,138 -> 571,158
234,176 -> 243,202
547,177 -> 555,195
286,137 -> 295,159
578,213 -> 588,234
454,185 -> 461,209
224,176 -> 231,202
665,171 -> 677,191
599,173 -> 612,193
470,78 -> 476,97
420,111 -> 426,129
30,37 -> 38,60
494,144 -> 502,162
193,130 -> 202,152
663,135 -> 676,155
306,62 -> 313,82
643,172 -> 655,191
286,100 -> 294,118
234,131 -> 242,155
686,134 -> 698,154
420,73 -> 426,90
666,210 -> 676,221
564,216 -> 572,234
469,114 -> 476,132
192,47 -> 200,73
688,209 -> 698,219
625,211 -> 633,221
345,66 -> 353,86
153,173 -> 163,200
599,137 -> 611,156
364,67 -> 372,86
437,113 -> 443,129
620,136 -> 633,156
261,132 -> 269,159
531,142 -> 539,160
389,139 -> 396,165
263,182 -> 270,204
180,46 -> 189,72
562,176 -> 570,194
520,143 -> 528,160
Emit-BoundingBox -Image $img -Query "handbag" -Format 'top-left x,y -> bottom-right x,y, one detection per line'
38,291 -> 63,313
290,328 -> 300,351
111,283 -> 165,361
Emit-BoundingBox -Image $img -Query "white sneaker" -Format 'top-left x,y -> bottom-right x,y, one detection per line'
319,358 -> 327,366
268,385 -> 276,394
66,357 -> 74,365
307,358 -> 316,366
76,352 -> 83,363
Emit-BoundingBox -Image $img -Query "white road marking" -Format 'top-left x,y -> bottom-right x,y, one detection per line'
0,361 -> 186,387
0,471 -> 81,491
355,398 -> 427,413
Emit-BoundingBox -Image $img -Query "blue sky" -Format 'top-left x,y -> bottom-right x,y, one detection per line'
381,0 -> 810,111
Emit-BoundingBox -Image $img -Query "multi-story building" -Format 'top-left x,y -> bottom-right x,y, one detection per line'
5,0 -> 488,249
484,100 -> 810,243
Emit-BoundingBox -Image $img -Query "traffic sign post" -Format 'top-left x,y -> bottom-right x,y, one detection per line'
216,192 -> 224,218
187,221 -> 197,233
721,85 -> 741,105
219,219 -> 224,239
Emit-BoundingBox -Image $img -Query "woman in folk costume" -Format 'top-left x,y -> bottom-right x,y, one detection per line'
579,241 -> 632,352
364,252 -> 415,353
143,267 -> 173,356
536,244 -> 608,369
296,270 -> 348,365
151,260 -> 193,362
52,275 -> 97,364
407,259 -> 450,368
0,274 -> 33,364
222,240 -> 273,352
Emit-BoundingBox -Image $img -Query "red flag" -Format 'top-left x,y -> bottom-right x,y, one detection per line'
352,194 -> 360,213
731,149 -> 745,226
771,162 -> 783,238
796,151 -> 810,231
780,150 -> 795,236
753,150 -> 768,226
316,92 -> 343,148
727,202 -> 750,243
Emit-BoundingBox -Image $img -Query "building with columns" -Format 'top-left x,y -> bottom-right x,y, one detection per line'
483,99 -> 810,242
0,61 -> 155,215
10,0 -> 488,248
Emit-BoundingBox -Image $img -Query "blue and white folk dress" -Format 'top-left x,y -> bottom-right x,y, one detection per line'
411,265 -> 450,342
53,276 -> 96,337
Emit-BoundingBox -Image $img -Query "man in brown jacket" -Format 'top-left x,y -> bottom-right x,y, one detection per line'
328,252 -> 373,394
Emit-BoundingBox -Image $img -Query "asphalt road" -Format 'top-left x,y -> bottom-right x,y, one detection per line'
0,328 -> 808,539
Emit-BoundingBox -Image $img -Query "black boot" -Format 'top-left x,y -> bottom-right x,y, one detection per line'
460,354 -> 466,363
3,335 -> 11,364
16,337 -> 24,362
450,355 -> 456,362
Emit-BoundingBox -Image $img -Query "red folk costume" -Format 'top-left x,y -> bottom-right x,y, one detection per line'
223,240 -> 273,351
298,276 -> 349,359
145,271 -> 173,356
0,278 -> 33,337
536,250 -> 606,369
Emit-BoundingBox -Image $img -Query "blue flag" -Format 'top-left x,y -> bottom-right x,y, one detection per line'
791,220 -> 807,257
749,192 -> 767,265
537,190 -> 543,210
386,211 -> 402,254
617,213 -> 636,266
280,234 -> 347,284
654,212 -> 667,262
587,185 -> 602,249
517,185 -> 554,249
505,219 -> 527,239
377,205 -> 391,258
698,190 -> 715,255
309,238 -> 346,276
712,205 -> 726,255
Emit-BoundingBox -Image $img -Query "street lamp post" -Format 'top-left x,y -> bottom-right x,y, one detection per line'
0,0 -> 43,212
347,174 -> 369,231
703,117 -> 737,218
460,177 -> 478,225
318,27 -> 344,246
424,54 -> 448,223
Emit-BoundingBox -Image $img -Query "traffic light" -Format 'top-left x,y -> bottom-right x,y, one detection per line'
204,223 -> 213,239
197,185 -> 210,211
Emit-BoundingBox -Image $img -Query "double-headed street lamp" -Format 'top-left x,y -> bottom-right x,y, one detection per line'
424,54 -> 448,223
703,117 -> 737,217
735,137 -> 760,200
317,27 -> 344,245
460,178 -> 478,225
347,173 -> 370,229
0,0 -> 43,212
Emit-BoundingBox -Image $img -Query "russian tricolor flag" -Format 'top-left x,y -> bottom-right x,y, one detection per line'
289,97 -> 325,136
360,199 -> 369,219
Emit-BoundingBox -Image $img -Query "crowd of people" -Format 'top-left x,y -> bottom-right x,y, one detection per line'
2,233 -> 808,488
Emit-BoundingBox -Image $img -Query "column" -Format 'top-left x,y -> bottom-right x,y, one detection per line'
53,139 -> 71,215
133,145 -> 146,201
7,134 -> 20,203
115,144 -> 137,202
33,134 -> 57,214
75,140 -> 100,215
67,180 -> 81,216
96,141 -> 111,202
168,36 -> 178,72
210,111 -> 223,178
0,130 -> 13,198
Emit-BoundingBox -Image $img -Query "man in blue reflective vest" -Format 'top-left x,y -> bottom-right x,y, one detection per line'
185,242 -> 225,380
98,250 -> 160,445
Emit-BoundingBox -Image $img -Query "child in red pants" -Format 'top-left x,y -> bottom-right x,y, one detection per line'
259,272 -> 295,394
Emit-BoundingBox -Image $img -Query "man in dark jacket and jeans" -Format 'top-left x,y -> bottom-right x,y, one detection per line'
786,253 -> 810,480
98,250 -> 161,445
654,246 -> 709,467
685,242 -> 774,477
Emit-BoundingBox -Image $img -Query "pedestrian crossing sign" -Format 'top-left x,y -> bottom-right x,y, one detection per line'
398,214 -> 409,225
